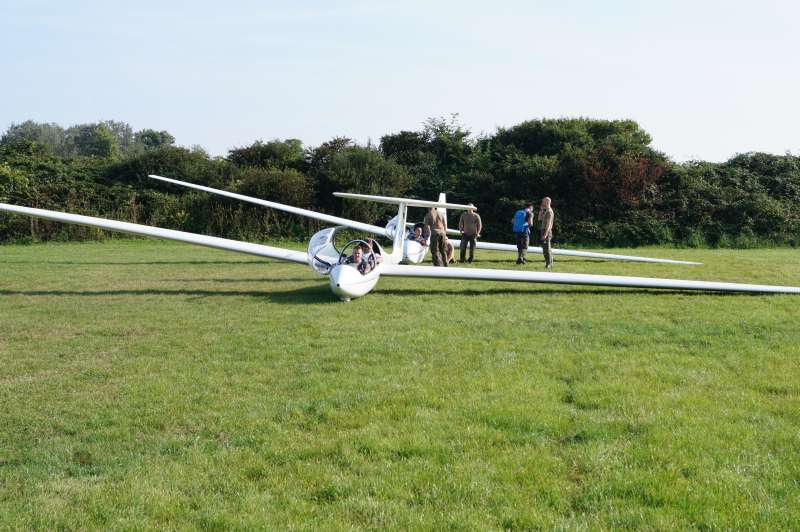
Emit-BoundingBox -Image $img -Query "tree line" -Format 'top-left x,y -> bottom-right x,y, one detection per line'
1,116 -> 799,247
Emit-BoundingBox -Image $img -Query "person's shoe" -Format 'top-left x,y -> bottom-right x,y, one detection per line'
515,259 -> 522,265
468,259 -> 473,264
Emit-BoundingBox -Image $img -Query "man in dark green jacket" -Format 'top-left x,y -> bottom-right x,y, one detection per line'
458,204 -> 482,263
538,197 -> 554,269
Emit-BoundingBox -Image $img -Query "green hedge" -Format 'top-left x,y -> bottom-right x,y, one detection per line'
2,119 -> 799,247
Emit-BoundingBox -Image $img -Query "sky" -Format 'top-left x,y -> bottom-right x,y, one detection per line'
2,0 -> 798,162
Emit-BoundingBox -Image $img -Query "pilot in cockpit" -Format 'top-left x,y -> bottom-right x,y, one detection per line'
407,224 -> 429,246
344,239 -> 382,275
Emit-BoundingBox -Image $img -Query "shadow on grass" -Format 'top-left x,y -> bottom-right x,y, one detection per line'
169,278 -> 314,283
0,285 -> 338,304
0,260 -> 273,265
0,283 -> 765,303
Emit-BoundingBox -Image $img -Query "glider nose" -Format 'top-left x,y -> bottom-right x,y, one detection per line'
329,264 -> 380,301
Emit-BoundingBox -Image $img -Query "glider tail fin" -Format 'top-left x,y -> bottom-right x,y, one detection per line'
389,202 -> 408,263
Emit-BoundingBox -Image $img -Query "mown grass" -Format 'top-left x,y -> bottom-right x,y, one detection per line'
1,240 -> 799,530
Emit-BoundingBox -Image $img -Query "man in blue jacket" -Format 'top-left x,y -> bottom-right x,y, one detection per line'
511,203 -> 534,264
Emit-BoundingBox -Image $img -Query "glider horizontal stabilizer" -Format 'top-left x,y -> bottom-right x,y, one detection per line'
149,175 -> 386,237
334,192 -> 475,211
381,264 -> 800,294
0,203 -> 308,264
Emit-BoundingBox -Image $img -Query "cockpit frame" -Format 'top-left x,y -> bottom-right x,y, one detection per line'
338,239 -> 381,272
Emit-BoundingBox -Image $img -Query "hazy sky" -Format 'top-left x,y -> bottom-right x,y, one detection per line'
2,0 -> 798,161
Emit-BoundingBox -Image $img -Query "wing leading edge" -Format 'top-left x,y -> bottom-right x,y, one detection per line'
0,203 -> 308,264
381,264 -> 800,294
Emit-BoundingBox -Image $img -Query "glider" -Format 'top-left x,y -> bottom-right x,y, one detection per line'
1,198 -> 798,301
148,175 -> 700,266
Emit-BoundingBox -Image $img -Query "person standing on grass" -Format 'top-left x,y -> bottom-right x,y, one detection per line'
424,207 -> 449,267
458,203 -> 482,263
539,197 -> 554,269
511,203 -> 534,264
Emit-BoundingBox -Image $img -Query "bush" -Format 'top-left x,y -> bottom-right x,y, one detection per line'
3,119 -> 800,248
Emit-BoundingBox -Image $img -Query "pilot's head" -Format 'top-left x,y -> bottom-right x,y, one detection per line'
352,246 -> 364,261
414,226 -> 422,237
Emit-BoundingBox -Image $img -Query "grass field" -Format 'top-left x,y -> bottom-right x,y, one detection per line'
1,240 -> 799,530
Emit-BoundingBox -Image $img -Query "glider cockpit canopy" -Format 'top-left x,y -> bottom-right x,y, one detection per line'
308,227 -> 340,275
307,227 -> 384,275
337,239 -> 381,266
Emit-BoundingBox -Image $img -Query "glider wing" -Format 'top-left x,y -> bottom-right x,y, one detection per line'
0,203 -> 308,264
455,240 -> 701,265
380,264 -> 800,294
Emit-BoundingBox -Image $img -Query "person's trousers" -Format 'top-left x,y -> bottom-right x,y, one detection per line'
541,235 -> 553,267
460,234 -> 476,262
515,232 -> 529,261
431,231 -> 449,267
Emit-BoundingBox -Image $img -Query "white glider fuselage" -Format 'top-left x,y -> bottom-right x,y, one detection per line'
329,263 -> 383,301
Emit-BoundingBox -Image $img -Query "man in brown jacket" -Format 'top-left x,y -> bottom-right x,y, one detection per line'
539,197 -> 554,269
424,207 -> 449,267
458,204 -> 482,263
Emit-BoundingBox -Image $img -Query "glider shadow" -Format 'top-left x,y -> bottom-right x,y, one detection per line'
168,277 -> 314,283
0,285 -> 337,305
0,259 -> 272,266
0,285 -> 758,305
